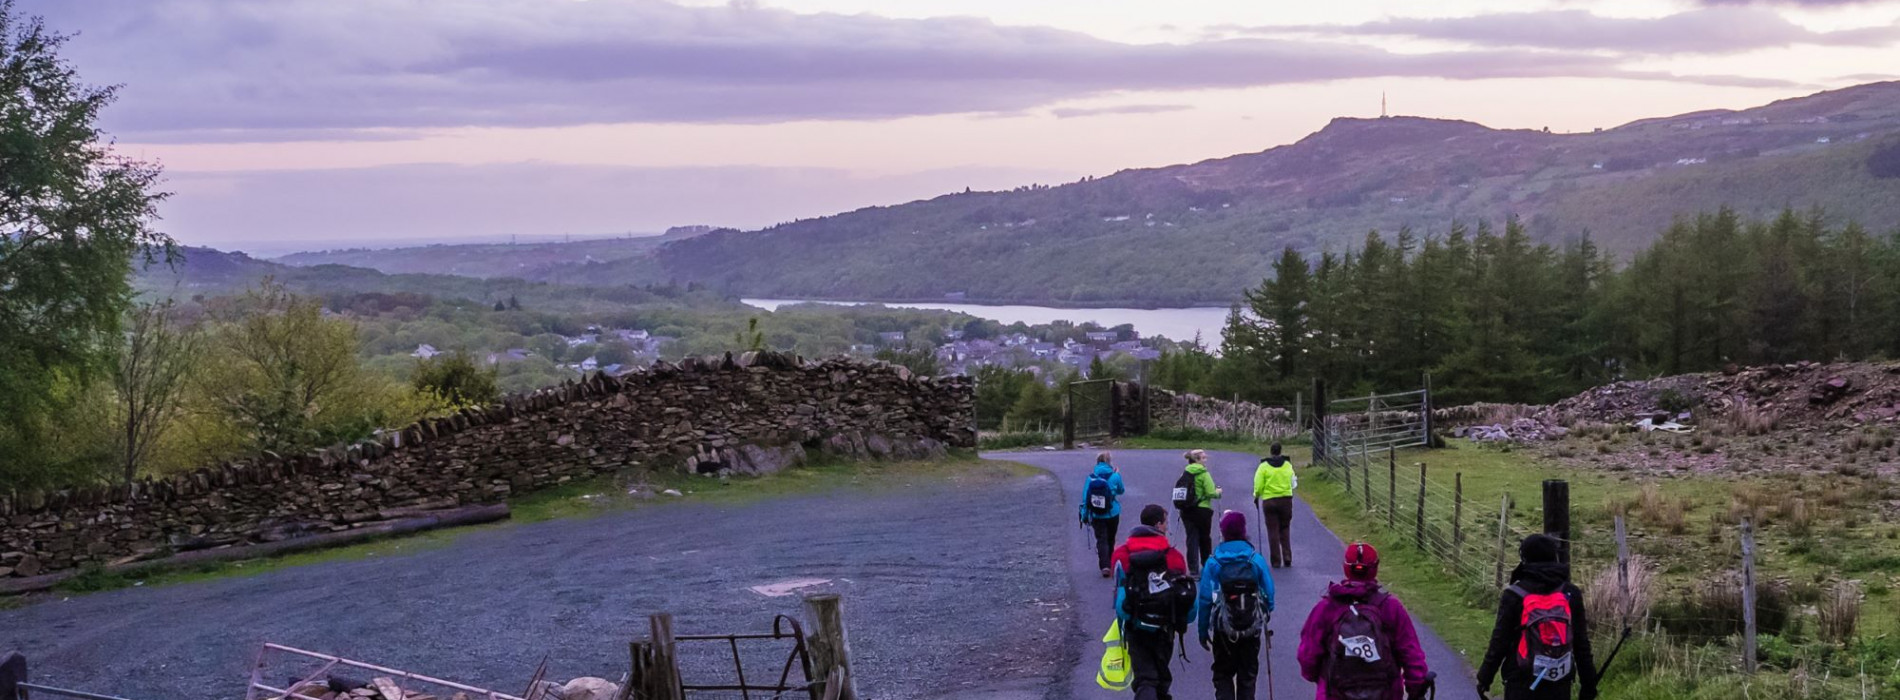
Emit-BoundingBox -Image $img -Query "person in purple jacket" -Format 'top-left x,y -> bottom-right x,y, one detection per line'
1296,543 -> 1432,700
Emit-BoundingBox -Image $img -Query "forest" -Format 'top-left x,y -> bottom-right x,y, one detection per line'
1148,208 -> 1900,407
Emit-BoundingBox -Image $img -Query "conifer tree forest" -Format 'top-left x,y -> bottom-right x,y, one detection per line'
1149,209 -> 1900,406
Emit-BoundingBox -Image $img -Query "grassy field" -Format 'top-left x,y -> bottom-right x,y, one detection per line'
34,452 -> 1032,599
1146,434 -> 1900,698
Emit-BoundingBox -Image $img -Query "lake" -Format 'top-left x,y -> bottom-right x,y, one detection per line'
743,298 -> 1233,344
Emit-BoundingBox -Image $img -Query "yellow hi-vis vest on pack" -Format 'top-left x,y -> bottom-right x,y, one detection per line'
1097,619 -> 1131,690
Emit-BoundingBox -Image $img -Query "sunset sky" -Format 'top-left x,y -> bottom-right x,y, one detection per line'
24,0 -> 1900,254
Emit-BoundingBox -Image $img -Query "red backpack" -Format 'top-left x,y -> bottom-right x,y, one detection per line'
1507,585 -> 1576,688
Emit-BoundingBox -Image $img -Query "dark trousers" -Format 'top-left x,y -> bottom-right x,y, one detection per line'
1260,497 -> 1294,566
1504,677 -> 1574,700
1091,515 -> 1120,571
1182,507 -> 1214,571
1211,633 -> 1262,700
1128,626 -> 1176,700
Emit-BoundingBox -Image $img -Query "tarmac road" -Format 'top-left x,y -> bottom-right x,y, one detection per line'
992,449 -> 1478,700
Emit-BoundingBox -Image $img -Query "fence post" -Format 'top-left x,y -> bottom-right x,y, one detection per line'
1387,448 -> 1397,530
1421,371 -> 1434,447
648,613 -> 683,700
805,593 -> 859,700
1542,480 -> 1571,563
1615,514 -> 1631,628
1415,462 -> 1428,552
1062,385 -> 1076,450
1295,391 -> 1303,434
1311,378 -> 1328,461
1453,473 -> 1465,572
1362,445 -> 1372,511
1495,494 -> 1511,590
1343,440 -> 1353,492
1741,518 -> 1758,675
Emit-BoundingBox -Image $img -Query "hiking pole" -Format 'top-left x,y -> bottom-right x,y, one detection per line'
1262,629 -> 1276,700
1595,625 -> 1635,682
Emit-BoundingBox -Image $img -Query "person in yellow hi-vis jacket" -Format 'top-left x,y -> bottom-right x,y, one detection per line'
1252,442 -> 1298,568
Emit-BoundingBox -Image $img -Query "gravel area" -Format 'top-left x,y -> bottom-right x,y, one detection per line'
0,468 -> 1074,700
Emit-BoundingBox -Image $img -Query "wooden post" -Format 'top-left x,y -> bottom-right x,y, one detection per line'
805,593 -> 859,700
1387,448 -> 1397,530
1415,462 -> 1428,552
1453,473 -> 1465,571
1294,391 -> 1303,434
1741,518 -> 1759,675
621,641 -> 649,700
1495,494 -> 1511,590
1311,378 -> 1328,462
1542,480 -> 1571,564
1362,445 -> 1372,511
1343,441 -> 1353,492
1,652 -> 26,700
648,614 -> 683,700
1421,372 -> 1434,447
1062,385 -> 1075,450
1615,514 -> 1631,629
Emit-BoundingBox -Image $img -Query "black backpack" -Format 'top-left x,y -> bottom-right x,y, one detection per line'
1172,470 -> 1200,512
1324,592 -> 1399,700
1122,549 -> 1194,634
1085,474 -> 1116,517
1210,556 -> 1266,640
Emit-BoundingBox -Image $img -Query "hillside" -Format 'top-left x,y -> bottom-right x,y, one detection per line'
274,227 -> 707,279
639,81 -> 1900,305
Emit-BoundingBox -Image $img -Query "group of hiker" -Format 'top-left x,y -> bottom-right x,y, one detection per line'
1082,449 -> 1600,700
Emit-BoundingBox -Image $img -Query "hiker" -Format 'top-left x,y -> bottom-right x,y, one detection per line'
1081,451 -> 1128,577
1196,510 -> 1276,700
1112,504 -> 1193,700
1478,534 -> 1598,700
1252,442 -> 1298,568
1297,542 -> 1432,700
1174,449 -> 1222,571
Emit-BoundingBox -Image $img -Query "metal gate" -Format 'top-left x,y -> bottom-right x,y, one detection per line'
1315,387 -> 1431,473
1063,379 -> 1117,449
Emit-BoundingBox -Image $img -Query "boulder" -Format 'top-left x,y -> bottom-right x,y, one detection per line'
560,678 -> 619,700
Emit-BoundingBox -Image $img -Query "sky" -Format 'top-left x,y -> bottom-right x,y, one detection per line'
20,0 -> 1900,255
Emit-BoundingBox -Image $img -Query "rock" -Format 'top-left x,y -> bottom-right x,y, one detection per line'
662,489 -> 684,497
372,677 -> 406,700
13,555 -> 40,577
560,678 -> 619,700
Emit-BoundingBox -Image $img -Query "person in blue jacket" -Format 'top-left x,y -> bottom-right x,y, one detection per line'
1196,510 -> 1276,700
1080,451 -> 1127,578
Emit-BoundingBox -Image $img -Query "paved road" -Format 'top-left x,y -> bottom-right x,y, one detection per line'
0,473 -> 1072,700
993,449 -> 1477,700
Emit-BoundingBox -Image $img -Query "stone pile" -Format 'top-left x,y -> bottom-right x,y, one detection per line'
1548,361 -> 1900,427
3,352 -> 974,580
1452,419 -> 1570,443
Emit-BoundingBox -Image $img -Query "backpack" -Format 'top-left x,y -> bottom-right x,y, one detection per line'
1507,585 -> 1576,688
1085,474 -> 1116,517
1210,556 -> 1265,640
1172,470 -> 1200,511
1324,592 -> 1399,700
1122,549 -> 1194,634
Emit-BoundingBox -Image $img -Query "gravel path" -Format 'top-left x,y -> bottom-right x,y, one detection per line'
0,470 -> 1074,700
992,449 -> 1478,700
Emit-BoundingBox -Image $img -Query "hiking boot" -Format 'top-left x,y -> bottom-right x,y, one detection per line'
1101,568 -> 1111,578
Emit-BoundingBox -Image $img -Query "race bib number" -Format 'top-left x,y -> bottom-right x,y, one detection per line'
1338,635 -> 1382,663
1090,495 -> 1108,509
1171,487 -> 1189,501
1532,652 -> 1574,682
1147,572 -> 1172,595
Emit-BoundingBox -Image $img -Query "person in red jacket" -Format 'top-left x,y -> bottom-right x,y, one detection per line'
1296,543 -> 1432,700
1112,504 -> 1191,700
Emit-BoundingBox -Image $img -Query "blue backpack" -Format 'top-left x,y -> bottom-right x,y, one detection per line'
1085,474 -> 1116,517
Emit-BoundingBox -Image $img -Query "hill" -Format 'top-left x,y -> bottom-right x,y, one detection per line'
637,81 -> 1900,305
274,227 -> 708,279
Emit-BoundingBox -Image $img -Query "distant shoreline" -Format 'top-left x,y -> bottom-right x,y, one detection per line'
741,295 -> 1239,311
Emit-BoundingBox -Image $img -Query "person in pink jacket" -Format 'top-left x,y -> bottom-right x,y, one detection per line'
1296,543 -> 1432,700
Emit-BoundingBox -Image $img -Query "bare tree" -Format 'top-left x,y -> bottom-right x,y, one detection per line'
111,299 -> 197,482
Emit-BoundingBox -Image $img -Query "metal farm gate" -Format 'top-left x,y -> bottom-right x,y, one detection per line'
1062,379 -> 1118,449
1313,385 -> 1432,474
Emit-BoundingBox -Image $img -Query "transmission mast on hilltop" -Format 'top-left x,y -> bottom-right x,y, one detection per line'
1381,92 -> 1388,118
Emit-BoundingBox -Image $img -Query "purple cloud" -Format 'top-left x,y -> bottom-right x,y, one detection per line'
1259,8 -> 1898,55
20,0 -> 1805,141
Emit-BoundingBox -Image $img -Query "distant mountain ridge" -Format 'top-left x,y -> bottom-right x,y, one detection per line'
282,81 -> 1900,306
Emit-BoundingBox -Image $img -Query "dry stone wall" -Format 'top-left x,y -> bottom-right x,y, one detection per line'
0,352 -> 974,580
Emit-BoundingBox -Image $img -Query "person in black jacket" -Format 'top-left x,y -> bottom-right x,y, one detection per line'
1478,534 -> 1597,700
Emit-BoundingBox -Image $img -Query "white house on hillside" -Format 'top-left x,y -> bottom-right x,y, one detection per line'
412,344 -> 441,359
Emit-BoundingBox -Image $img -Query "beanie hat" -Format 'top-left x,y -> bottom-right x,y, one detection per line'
1140,504 -> 1168,527
1520,533 -> 1562,563
1219,510 -> 1247,541
1343,542 -> 1380,581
